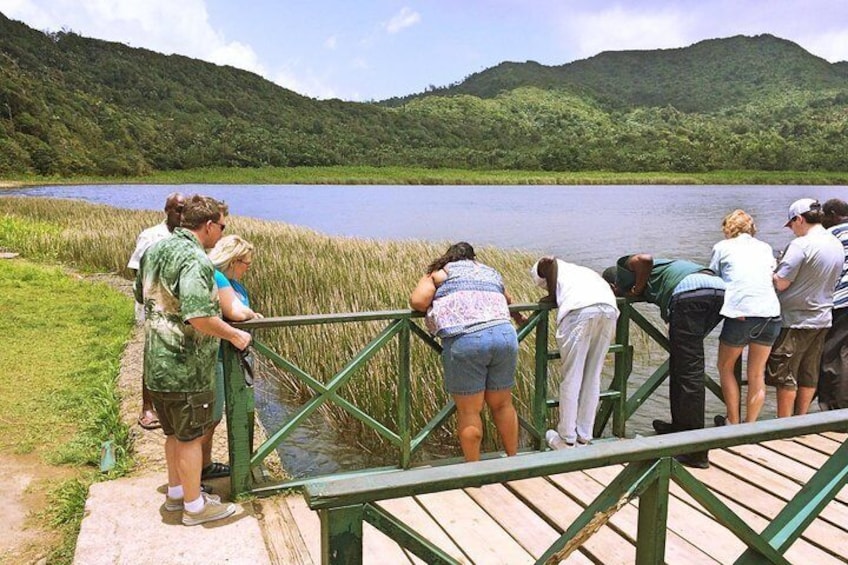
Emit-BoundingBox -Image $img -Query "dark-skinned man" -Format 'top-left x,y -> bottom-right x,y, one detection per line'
603,254 -> 724,468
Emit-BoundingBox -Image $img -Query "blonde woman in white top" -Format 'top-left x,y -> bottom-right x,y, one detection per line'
709,210 -> 781,425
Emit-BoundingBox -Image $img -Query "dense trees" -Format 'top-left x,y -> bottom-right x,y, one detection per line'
1,13 -> 847,177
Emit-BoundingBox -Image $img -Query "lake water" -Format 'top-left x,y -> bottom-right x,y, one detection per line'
6,184 -> 844,271
6,183 -> 843,475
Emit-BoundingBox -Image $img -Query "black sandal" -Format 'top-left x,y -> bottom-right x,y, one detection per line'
201,462 -> 230,479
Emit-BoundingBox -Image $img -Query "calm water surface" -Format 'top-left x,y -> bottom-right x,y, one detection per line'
7,183 -> 844,270
7,183 -> 843,475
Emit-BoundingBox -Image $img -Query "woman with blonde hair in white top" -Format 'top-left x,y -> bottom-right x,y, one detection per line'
709,210 -> 781,425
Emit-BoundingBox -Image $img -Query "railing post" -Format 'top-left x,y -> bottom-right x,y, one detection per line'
533,309 -> 549,451
320,504 -> 364,565
398,319 -> 411,469
636,457 -> 671,564
223,342 -> 254,496
613,301 -> 632,438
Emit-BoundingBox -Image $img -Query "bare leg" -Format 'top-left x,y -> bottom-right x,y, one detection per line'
776,387 -> 796,418
794,386 -> 816,415
484,389 -> 518,456
200,421 -> 220,469
717,342 -> 744,424
165,435 -> 180,487
453,393 -> 485,462
174,435 -> 204,503
744,343 -> 771,422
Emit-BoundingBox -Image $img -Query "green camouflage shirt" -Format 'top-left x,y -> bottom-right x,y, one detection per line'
134,228 -> 220,392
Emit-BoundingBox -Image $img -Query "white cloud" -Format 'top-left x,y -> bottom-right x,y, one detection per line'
385,7 -> 420,34
325,35 -> 337,50
563,7 -> 690,59
0,0 -> 265,77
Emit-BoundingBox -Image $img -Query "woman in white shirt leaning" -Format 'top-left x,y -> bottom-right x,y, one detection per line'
709,210 -> 781,425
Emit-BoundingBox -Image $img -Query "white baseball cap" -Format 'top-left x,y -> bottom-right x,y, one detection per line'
785,198 -> 820,227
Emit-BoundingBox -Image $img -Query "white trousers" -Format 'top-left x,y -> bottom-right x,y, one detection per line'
555,304 -> 618,443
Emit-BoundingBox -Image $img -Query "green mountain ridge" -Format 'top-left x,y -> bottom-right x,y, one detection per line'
405,34 -> 847,112
1,12 -> 847,176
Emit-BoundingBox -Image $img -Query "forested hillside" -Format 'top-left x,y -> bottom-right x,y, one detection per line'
1,12 -> 847,176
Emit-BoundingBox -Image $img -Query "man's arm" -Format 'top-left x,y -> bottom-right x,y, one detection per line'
624,254 -> 653,297
188,316 -> 251,350
773,243 -> 800,292
773,274 -> 792,292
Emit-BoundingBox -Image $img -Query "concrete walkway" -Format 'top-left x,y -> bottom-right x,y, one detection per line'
73,320 -> 277,564
74,474 -> 272,565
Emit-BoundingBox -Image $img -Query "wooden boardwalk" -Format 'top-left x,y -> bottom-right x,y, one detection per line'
260,432 -> 848,564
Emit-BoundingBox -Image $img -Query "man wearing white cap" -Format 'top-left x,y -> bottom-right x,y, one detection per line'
766,198 -> 843,417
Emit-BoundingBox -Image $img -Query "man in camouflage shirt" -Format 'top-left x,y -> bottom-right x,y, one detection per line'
135,194 -> 251,526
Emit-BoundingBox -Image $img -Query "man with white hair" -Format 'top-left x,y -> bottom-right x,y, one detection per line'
128,192 -> 185,430
767,198 -> 843,417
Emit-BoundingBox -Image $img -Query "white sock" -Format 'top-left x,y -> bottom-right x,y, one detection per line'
184,495 -> 205,513
167,485 -> 184,499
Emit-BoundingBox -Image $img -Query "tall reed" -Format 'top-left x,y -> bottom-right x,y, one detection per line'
1,196 -> 644,459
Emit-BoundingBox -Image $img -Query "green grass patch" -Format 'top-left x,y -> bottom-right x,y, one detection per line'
0,259 -> 134,562
4,165 -> 848,186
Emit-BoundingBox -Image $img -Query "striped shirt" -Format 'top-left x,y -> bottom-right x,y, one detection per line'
829,223 -> 848,309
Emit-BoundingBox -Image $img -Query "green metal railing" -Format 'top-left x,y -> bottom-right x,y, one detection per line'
303,410 -> 848,564
222,298 -> 720,496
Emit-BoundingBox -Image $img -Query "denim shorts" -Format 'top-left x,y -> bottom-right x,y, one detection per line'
441,322 -> 519,395
719,316 -> 782,347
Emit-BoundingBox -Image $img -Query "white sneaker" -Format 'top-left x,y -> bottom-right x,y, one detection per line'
182,492 -> 236,526
545,429 -> 572,450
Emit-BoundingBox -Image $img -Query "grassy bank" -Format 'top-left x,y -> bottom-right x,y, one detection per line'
3,166 -> 848,187
0,259 -> 134,563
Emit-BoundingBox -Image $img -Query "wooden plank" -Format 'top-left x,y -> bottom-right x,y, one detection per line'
710,449 -> 848,530
507,477 -> 636,564
675,479 -> 844,564
259,495 -> 315,565
761,438 -> 829,468
557,469 -> 720,564
284,495 -> 323,565
376,497 -> 470,564
464,483 -> 593,564
589,462 -> 845,565
586,467 -> 747,563
727,443 -> 848,504
286,493 -> 414,564
793,433 -> 843,455
416,489 -> 534,564
822,431 -> 847,443
362,522 -> 415,564
676,459 -> 848,559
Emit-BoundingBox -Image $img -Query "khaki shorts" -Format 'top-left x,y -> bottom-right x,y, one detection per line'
150,390 -> 215,441
765,327 -> 828,390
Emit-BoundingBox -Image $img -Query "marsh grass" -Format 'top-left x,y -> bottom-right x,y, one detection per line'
0,196 -> 656,458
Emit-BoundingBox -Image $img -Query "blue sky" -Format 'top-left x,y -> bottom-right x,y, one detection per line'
2,1 -> 847,101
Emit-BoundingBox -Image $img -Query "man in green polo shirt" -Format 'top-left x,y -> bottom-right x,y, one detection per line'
603,254 -> 725,468
135,194 -> 252,526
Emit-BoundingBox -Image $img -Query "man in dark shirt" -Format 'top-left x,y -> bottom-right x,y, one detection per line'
603,254 -> 725,468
